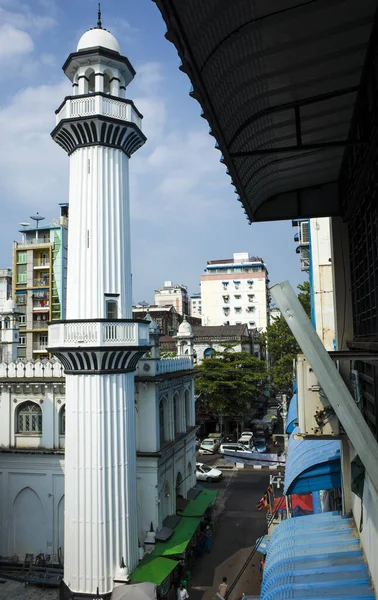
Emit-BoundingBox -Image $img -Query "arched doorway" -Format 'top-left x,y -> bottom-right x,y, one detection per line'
176,472 -> 183,497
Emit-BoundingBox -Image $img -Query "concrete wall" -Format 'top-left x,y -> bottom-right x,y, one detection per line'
0,453 -> 64,558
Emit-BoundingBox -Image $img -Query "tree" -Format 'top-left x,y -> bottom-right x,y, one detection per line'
195,349 -> 267,417
262,281 -> 310,394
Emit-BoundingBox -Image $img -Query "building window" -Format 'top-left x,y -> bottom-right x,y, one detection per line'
223,295 -> 230,303
235,307 -> 242,313
19,314 -> 26,325
106,300 -> 118,320
39,334 -> 48,348
159,397 -> 168,446
59,405 -> 66,435
173,393 -> 180,435
234,294 -> 241,299
4,317 -> 10,329
17,401 -> 42,433
19,335 -> 26,346
17,252 -> 27,263
204,347 -> 216,359
17,264 -> 27,283
223,307 -> 230,316
248,294 -> 255,302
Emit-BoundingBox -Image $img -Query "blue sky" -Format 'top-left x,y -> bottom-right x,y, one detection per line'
0,0 -> 305,303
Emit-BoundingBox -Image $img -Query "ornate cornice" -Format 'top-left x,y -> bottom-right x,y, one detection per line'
51,347 -> 147,374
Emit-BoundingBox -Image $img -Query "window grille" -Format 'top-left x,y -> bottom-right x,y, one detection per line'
17,402 -> 42,433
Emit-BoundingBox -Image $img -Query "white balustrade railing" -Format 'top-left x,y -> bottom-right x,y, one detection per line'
159,357 -> 193,374
56,95 -> 142,130
48,321 -> 150,348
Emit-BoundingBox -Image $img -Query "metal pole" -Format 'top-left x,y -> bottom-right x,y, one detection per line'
281,394 -> 288,454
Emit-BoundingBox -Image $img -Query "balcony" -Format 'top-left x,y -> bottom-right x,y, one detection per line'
33,320 -> 48,330
34,259 -> 50,269
33,277 -> 50,288
48,319 -> 150,349
33,344 -> 48,353
56,94 -> 142,130
15,237 -> 51,247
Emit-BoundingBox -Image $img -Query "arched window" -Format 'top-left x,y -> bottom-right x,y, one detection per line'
204,347 -> 216,359
185,389 -> 190,428
176,472 -> 183,497
106,300 -> 118,320
85,68 -> 95,93
159,398 -> 166,446
17,402 -> 42,433
104,71 -> 111,94
173,393 -> 180,435
4,317 -> 10,330
59,405 -> 66,435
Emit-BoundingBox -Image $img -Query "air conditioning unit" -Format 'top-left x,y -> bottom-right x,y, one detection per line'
296,354 -> 339,435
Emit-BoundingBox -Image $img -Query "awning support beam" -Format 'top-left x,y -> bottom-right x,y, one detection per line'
271,280 -> 378,493
231,140 -> 367,157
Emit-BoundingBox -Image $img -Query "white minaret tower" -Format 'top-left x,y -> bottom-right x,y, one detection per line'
0,298 -> 19,363
48,9 -> 149,599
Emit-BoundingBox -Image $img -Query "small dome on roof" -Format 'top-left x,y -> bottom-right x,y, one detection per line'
77,28 -> 121,54
178,316 -> 192,336
3,298 -> 19,313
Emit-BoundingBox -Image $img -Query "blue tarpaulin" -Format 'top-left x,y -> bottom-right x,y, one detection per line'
284,427 -> 341,495
286,394 -> 298,434
261,512 -> 374,600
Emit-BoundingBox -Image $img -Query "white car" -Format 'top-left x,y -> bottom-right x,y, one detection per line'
238,431 -> 253,446
198,438 -> 220,454
196,462 -> 222,482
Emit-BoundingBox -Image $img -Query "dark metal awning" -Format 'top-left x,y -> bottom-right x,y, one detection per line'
153,0 -> 377,222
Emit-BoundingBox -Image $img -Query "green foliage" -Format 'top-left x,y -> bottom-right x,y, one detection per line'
262,281 -> 310,393
195,349 -> 267,417
160,351 -> 177,358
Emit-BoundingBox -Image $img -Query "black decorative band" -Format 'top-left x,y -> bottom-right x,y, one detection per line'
51,116 -> 146,157
49,347 -> 147,374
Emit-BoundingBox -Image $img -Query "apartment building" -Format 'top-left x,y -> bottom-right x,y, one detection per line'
13,206 -> 68,360
200,252 -> 269,330
154,280 -> 189,316
189,293 -> 202,318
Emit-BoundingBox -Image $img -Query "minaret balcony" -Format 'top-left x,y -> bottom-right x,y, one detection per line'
48,319 -> 150,349
55,93 -> 143,130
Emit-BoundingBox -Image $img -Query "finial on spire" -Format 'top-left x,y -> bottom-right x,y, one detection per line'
97,3 -> 102,28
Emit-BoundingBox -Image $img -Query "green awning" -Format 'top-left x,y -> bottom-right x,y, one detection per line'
153,517 -> 201,557
130,554 -> 178,586
178,489 -> 219,517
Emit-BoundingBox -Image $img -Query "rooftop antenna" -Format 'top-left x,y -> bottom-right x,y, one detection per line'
97,3 -> 102,28
30,213 -> 45,229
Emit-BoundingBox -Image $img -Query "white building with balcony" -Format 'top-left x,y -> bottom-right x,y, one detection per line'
200,252 -> 270,330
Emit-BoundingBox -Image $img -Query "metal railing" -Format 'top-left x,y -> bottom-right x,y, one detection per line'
48,320 -> 150,348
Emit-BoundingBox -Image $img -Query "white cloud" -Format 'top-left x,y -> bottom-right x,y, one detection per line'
0,23 -> 34,59
0,80 -> 70,214
0,5 -> 57,33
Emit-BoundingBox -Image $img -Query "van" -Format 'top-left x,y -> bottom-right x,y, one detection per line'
238,431 -> 253,446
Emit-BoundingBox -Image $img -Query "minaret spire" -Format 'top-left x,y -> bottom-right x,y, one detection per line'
97,2 -> 102,28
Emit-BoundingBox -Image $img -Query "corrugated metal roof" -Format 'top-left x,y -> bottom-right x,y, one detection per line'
153,0 -> 377,222
286,394 -> 298,434
284,427 -> 341,494
261,512 -> 374,600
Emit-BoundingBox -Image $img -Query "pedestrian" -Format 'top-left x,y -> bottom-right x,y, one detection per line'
218,576 -> 228,599
177,583 -> 189,600
205,525 -> 212,553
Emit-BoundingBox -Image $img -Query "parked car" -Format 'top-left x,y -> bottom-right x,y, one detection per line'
199,438 -> 220,454
253,437 -> 267,453
196,438 -> 201,449
196,462 -> 223,482
238,431 -> 253,445
219,442 -> 248,455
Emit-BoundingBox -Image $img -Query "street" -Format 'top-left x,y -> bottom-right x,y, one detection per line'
189,464 -> 270,600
